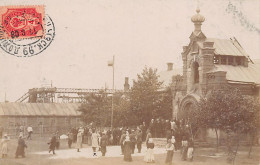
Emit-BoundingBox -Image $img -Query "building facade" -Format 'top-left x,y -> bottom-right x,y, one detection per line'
167,8 -> 260,120
0,103 -> 82,136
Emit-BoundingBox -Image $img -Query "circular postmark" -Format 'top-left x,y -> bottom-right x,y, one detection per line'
0,15 -> 55,57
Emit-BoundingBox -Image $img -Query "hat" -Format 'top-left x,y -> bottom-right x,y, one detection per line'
4,134 -> 7,137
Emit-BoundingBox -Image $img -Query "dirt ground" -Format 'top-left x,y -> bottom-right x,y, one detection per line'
0,137 -> 259,165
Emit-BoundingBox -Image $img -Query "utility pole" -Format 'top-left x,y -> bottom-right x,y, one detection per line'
108,56 -> 115,130
111,55 -> 115,130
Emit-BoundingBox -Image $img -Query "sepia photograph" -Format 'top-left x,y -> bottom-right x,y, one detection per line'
0,0 -> 259,165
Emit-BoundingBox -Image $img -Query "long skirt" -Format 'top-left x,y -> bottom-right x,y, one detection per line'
144,148 -> 154,162
165,150 -> 174,164
1,143 -> 8,154
16,146 -> 25,157
187,147 -> 194,160
124,143 -> 132,162
101,146 -> 106,156
182,146 -> 188,160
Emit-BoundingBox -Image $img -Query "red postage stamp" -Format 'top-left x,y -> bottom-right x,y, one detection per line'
0,5 -> 45,39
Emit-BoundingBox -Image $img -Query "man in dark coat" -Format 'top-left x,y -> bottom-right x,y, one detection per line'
68,131 -> 73,148
129,130 -> 136,154
15,135 -> 27,158
119,130 -> 126,155
48,134 -> 56,155
140,122 -> 147,142
136,129 -> 142,153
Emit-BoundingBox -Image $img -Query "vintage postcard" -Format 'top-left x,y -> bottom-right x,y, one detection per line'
0,0 -> 259,165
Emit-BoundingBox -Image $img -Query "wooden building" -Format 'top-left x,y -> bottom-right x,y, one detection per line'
0,103 -> 82,136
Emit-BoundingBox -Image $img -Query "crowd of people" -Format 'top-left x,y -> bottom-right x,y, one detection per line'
47,118 -> 194,164
0,118 -> 195,164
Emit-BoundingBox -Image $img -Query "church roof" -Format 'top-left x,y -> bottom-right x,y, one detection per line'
158,68 -> 183,87
208,59 -> 260,84
0,103 -> 81,116
197,38 -> 249,57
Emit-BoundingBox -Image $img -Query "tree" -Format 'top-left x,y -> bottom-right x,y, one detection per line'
113,95 -> 138,127
130,67 -> 165,125
197,86 -> 260,154
78,91 -> 111,127
78,91 -> 138,128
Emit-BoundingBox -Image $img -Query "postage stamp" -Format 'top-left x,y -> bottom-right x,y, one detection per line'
0,5 -> 45,39
0,15 -> 55,57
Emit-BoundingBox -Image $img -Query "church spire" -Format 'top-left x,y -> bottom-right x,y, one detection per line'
191,7 -> 205,35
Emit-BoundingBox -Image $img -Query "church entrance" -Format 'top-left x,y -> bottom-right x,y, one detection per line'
178,94 -> 206,141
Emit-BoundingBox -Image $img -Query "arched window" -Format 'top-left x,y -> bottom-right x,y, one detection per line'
193,62 -> 199,84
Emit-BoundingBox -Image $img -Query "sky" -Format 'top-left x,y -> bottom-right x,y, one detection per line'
0,0 -> 259,102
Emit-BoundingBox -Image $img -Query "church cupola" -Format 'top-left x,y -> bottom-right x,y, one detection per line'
191,8 -> 205,35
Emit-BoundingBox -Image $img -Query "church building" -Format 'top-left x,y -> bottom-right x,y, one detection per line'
159,8 -> 260,122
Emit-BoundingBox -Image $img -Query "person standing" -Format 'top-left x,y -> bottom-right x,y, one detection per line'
27,126 -> 33,140
76,130 -> 83,152
0,134 -> 10,158
144,138 -> 155,163
136,129 -> 142,153
129,130 -> 136,154
119,130 -> 126,155
15,135 -> 27,158
100,132 -> 108,156
123,136 -> 132,162
187,139 -> 194,161
68,131 -> 73,148
91,129 -> 99,156
48,133 -> 56,155
165,139 -> 174,165
181,136 -> 188,161
56,131 -> 60,150
145,129 -> 152,147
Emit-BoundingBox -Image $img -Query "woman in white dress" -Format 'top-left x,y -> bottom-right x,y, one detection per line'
1,134 -> 10,158
91,129 -> 99,156
76,130 -> 83,152
144,138 -> 155,163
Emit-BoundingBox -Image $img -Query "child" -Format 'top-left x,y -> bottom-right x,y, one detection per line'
144,138 -> 155,163
187,139 -> 194,161
165,139 -> 174,165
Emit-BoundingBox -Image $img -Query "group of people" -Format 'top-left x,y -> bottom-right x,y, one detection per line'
0,118 -> 194,164
46,118 -> 194,164
0,134 -> 28,159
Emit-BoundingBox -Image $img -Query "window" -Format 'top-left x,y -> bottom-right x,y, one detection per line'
193,62 -> 199,84
228,56 -> 233,65
221,56 -> 227,64
213,56 -> 219,64
236,57 -> 241,65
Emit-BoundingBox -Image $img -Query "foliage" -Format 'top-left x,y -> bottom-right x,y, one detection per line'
196,85 -> 260,153
130,67 -> 169,125
78,91 -> 111,127
78,66 -> 174,128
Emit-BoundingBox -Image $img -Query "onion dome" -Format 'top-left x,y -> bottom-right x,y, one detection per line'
191,8 -> 205,23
